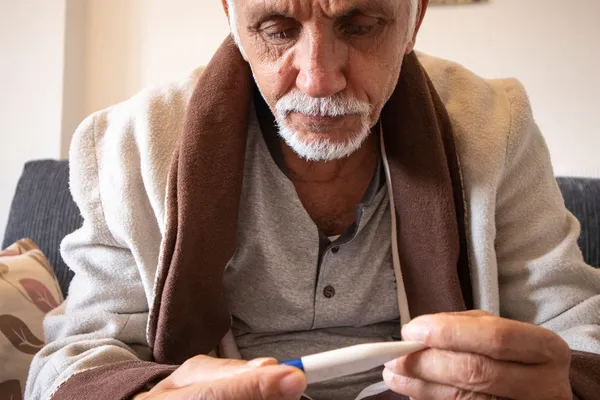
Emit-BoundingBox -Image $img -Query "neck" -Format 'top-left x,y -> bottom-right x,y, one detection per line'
280,132 -> 380,235
282,133 -> 379,184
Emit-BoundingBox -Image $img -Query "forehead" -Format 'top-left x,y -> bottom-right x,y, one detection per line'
239,0 -> 400,19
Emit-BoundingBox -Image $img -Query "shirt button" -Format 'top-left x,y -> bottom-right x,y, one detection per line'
323,285 -> 336,299
331,246 -> 340,254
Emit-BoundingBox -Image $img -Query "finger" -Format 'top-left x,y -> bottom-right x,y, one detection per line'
401,313 -> 567,364
445,310 -> 492,318
383,368 -> 491,400
248,357 -> 279,367
387,348 -> 548,399
156,356 -> 277,390
192,365 -> 307,400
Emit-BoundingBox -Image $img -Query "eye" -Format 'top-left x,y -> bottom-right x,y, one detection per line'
260,19 -> 300,43
340,23 -> 376,36
266,28 -> 299,42
338,15 -> 381,37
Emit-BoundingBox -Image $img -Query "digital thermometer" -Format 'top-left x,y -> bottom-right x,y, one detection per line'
281,341 -> 427,384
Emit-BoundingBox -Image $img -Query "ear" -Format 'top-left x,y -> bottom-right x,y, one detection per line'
222,0 -> 230,19
406,0 -> 429,54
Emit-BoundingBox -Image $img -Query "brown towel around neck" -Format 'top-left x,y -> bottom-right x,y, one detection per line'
148,37 -> 472,367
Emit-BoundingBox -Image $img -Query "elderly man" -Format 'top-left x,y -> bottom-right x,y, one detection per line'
27,0 -> 600,399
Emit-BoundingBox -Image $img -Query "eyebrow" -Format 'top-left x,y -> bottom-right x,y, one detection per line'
338,0 -> 397,18
245,0 -> 397,26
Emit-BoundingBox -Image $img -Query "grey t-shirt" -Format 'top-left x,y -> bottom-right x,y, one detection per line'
224,104 -> 401,400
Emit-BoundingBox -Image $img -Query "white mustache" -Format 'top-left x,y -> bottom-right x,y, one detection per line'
275,90 -> 371,118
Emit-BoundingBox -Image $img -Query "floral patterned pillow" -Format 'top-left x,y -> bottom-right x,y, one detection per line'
0,239 -> 64,400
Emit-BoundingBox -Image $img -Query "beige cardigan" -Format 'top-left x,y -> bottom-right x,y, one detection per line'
27,53 -> 600,399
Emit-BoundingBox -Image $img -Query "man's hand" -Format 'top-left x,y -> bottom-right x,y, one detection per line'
383,310 -> 572,399
134,356 -> 307,400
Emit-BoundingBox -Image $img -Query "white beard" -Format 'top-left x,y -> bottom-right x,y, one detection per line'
274,90 -> 372,162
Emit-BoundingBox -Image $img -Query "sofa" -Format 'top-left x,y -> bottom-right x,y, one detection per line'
3,159 -> 600,300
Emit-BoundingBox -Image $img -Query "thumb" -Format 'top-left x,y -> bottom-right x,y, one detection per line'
195,365 -> 307,400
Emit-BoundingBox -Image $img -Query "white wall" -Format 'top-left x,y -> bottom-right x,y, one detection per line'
418,0 -> 600,178
84,0 -> 230,114
84,0 -> 144,117
61,0 -> 88,158
0,1 -> 67,243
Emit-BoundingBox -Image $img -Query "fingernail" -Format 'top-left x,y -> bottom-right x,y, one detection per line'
248,357 -> 277,367
279,370 -> 307,396
402,319 -> 428,341
382,368 -> 396,382
384,359 -> 397,370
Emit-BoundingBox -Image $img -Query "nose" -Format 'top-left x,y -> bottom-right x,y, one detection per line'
295,31 -> 347,98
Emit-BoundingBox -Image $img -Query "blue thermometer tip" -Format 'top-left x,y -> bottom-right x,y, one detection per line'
280,358 -> 305,371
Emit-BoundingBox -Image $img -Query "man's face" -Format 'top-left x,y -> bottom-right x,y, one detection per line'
232,0 -> 417,161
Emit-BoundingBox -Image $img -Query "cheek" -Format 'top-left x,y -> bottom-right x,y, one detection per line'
248,53 -> 297,111
347,48 -> 403,125
358,23 -> 409,106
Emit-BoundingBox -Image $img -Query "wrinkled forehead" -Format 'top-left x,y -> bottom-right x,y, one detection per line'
238,0 -> 402,20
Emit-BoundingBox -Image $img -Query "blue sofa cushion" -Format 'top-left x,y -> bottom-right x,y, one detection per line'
557,177 -> 600,268
2,160 -> 82,296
